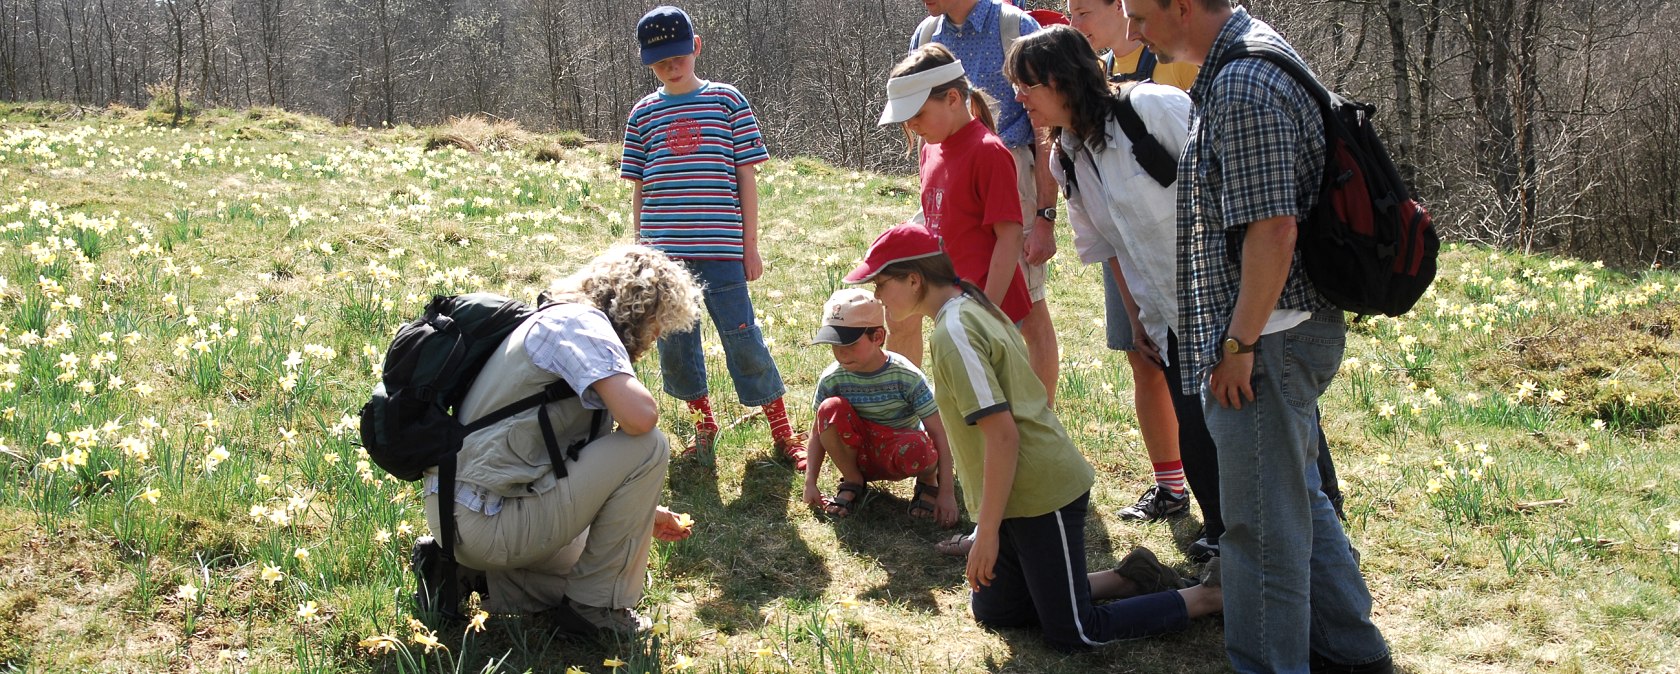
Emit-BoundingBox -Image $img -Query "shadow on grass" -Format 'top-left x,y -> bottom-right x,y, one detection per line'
976,613 -> 1232,674
827,484 -> 968,614
664,451 -> 832,630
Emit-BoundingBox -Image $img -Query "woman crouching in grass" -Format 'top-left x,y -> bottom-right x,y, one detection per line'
844,224 -> 1223,651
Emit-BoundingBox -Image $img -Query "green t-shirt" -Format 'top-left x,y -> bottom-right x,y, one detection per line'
928,294 -> 1095,519
812,351 -> 939,430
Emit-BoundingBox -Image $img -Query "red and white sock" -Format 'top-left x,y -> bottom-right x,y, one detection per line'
1152,460 -> 1187,497
762,397 -> 795,443
686,397 -> 719,436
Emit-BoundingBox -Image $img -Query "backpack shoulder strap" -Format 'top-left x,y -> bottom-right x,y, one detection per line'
1114,84 -> 1178,188
1136,47 -> 1158,81
914,14 -> 940,50
1216,41 -> 1333,115
998,2 -> 1022,55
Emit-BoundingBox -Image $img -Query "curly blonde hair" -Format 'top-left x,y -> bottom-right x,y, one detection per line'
547,245 -> 702,360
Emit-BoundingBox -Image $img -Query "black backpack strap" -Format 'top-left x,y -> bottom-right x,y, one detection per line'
1115,85 -> 1178,188
434,451 -> 463,621
1216,41 -> 1335,120
1136,47 -> 1157,81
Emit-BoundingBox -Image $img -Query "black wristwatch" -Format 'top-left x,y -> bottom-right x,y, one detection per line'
1034,206 -> 1056,221
1222,335 -> 1256,354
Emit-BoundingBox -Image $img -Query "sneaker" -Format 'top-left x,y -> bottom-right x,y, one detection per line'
1116,485 -> 1189,521
1187,536 -> 1220,563
566,598 -> 651,636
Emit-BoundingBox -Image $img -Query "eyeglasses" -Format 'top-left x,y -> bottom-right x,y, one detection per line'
1011,82 -> 1045,97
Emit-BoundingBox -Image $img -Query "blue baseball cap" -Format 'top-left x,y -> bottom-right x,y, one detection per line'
637,6 -> 696,66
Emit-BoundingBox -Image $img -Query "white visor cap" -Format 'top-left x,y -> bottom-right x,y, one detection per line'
877,61 -> 967,126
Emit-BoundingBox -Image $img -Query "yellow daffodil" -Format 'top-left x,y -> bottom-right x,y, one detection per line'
1426,478 -> 1443,494
139,487 -> 160,504
175,583 -> 199,602
671,654 -> 695,671
297,601 -> 318,620
602,657 -> 626,669
1375,454 -> 1391,467
650,623 -> 669,637
410,630 -> 445,653
358,635 -> 400,654
468,610 -> 488,633
565,667 -> 586,674
293,547 -> 310,563
750,642 -> 774,658
262,564 -> 284,584
674,512 -> 694,530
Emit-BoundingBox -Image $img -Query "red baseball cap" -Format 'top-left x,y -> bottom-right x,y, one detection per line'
1028,9 -> 1069,27
845,223 -> 944,283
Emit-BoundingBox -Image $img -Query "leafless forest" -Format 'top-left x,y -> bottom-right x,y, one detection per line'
3,0 -> 1678,267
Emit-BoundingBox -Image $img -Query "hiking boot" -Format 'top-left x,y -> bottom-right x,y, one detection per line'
1187,536 -> 1220,563
565,598 -> 650,636
1116,485 -> 1189,522
411,536 -> 452,617
1198,556 -> 1222,589
1110,547 -> 1190,597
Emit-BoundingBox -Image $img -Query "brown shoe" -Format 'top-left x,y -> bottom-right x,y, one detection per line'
1110,547 -> 1190,597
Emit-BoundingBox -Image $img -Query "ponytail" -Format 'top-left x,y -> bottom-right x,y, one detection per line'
877,254 -> 1013,327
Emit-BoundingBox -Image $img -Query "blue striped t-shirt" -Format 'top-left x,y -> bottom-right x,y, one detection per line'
621,81 -> 769,260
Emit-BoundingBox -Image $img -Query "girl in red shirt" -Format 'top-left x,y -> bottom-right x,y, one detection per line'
877,43 -> 1031,367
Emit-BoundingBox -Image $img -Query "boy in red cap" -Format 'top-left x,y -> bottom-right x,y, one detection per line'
800,288 -> 956,524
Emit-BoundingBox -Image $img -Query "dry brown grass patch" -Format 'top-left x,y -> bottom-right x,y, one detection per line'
1475,301 -> 1680,428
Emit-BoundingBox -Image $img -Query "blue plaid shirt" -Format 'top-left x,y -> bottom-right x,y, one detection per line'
910,0 -> 1040,149
1174,7 -> 1333,394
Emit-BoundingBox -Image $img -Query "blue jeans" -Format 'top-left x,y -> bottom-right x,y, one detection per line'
656,259 -> 785,407
1200,310 -> 1388,672
971,492 -> 1190,652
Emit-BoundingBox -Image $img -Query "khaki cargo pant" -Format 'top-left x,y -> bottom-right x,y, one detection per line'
425,429 -> 670,614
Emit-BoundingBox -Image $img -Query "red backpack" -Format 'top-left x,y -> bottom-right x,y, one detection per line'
1217,42 -> 1439,317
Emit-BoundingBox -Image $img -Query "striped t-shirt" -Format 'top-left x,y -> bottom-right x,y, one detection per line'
812,351 -> 939,430
621,81 -> 769,261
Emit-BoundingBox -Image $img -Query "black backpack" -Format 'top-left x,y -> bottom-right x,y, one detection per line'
359,293 -> 602,618
1216,42 -> 1440,317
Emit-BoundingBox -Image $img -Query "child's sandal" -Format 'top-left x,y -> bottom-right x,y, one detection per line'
824,481 -> 867,518
907,481 -> 939,520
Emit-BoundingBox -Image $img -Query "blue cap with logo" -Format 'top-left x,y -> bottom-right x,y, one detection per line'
637,6 -> 696,66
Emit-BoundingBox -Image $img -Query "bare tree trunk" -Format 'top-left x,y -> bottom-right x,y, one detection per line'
1515,0 -> 1541,251
1382,0 -> 1416,183
166,0 -> 186,125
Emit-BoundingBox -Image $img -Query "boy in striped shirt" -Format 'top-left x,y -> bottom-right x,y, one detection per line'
621,6 -> 802,464
800,289 -> 956,525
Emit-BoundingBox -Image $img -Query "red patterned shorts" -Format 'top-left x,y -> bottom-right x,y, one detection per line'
816,397 -> 935,482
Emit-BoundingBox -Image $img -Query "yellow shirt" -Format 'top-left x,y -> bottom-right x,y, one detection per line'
1107,46 -> 1200,92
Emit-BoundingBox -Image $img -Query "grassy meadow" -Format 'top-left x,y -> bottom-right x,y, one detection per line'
1,101 -> 1678,673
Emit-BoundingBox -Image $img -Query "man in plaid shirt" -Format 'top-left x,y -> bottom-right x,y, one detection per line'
1121,0 -> 1393,672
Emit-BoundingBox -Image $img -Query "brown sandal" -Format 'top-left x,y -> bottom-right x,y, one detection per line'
823,481 -> 866,518
908,481 -> 939,520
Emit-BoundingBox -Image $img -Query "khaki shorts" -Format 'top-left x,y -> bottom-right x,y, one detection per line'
1009,144 -> 1048,302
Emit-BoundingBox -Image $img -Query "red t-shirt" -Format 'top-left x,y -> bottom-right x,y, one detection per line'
919,119 -> 1031,323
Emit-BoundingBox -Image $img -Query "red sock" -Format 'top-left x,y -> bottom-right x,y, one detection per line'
686,397 -> 719,436
762,397 -> 795,443
1152,460 -> 1187,496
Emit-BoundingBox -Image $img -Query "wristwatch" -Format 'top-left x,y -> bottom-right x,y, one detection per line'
1034,206 -> 1056,221
1222,335 -> 1256,354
